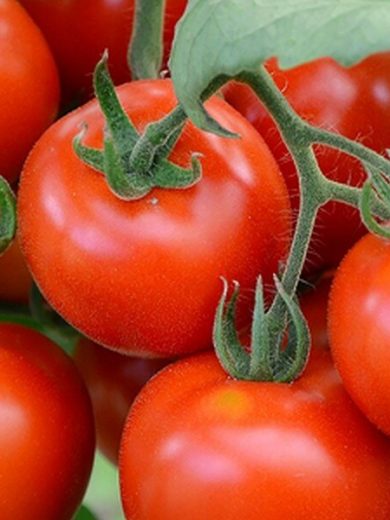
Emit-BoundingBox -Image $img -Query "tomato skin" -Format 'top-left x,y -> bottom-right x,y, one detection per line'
0,0 -> 59,183
18,79 -> 291,358
224,53 -> 390,277
0,237 -> 32,303
0,323 -> 95,520
119,349 -> 390,519
20,0 -> 187,105
74,337 -> 169,464
329,233 -> 390,436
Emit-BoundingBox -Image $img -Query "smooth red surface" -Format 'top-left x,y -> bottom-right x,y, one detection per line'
329,233 -> 390,435
0,323 -> 95,520
20,0 -> 187,105
224,53 -> 390,277
18,79 -> 291,357
0,0 -> 59,183
0,237 -> 32,303
75,337 -> 169,464
120,349 -> 390,519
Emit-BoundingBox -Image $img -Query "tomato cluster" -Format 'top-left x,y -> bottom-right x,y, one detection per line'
2,1 -> 390,519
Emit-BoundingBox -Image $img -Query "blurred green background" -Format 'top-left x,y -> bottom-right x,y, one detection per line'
82,452 -> 124,520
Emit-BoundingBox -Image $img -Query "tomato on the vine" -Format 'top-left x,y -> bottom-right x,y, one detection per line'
18,79 -> 291,358
20,0 -> 187,105
0,0 -> 59,184
74,337 -> 169,464
120,349 -> 390,519
0,323 -> 95,520
329,232 -> 390,436
224,53 -> 390,277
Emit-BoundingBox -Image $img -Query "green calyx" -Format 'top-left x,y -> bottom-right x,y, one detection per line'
73,52 -> 201,201
0,177 -> 16,254
359,164 -> 390,240
213,276 -> 310,383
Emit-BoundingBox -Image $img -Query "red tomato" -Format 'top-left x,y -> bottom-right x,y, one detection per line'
224,53 -> 390,277
18,79 -> 291,358
329,232 -> 390,436
20,0 -> 187,105
0,0 -> 59,183
300,273 -> 333,350
0,237 -> 32,303
0,323 -> 95,520
74,337 -> 169,464
119,349 -> 390,519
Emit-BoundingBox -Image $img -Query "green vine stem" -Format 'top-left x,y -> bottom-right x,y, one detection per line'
212,64 -> 390,383
0,177 -> 16,254
129,0 -> 166,80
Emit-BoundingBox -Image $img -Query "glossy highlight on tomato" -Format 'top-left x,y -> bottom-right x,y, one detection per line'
75,337 -> 169,464
224,53 -> 390,277
119,349 -> 390,519
0,0 -> 59,183
329,232 -> 390,436
20,0 -> 187,105
18,79 -> 291,358
0,323 -> 95,520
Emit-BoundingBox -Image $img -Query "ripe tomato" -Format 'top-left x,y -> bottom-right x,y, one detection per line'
224,53 -> 390,277
329,232 -> 390,436
0,323 -> 95,520
74,337 -> 169,464
18,79 -> 291,357
120,349 -> 390,519
0,0 -> 59,184
0,237 -> 32,304
20,0 -> 187,105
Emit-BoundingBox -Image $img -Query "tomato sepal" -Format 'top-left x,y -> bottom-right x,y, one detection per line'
74,53 -> 202,200
213,274 -> 310,382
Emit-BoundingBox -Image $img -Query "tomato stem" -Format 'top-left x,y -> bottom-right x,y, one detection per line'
0,177 -> 16,254
74,55 -> 202,200
213,64 -> 390,382
128,0 -> 166,80
128,104 -> 187,175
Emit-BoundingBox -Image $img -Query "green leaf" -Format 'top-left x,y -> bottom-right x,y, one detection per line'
170,0 -> 390,132
0,176 -> 16,254
74,505 -> 98,520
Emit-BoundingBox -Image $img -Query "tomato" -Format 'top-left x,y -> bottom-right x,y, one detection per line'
300,273 -> 333,350
224,53 -> 390,277
0,0 -> 59,184
0,237 -> 32,304
74,337 -> 169,464
0,323 -> 95,520
18,79 -> 291,358
119,349 -> 390,519
329,232 -> 390,436
20,0 -> 187,105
